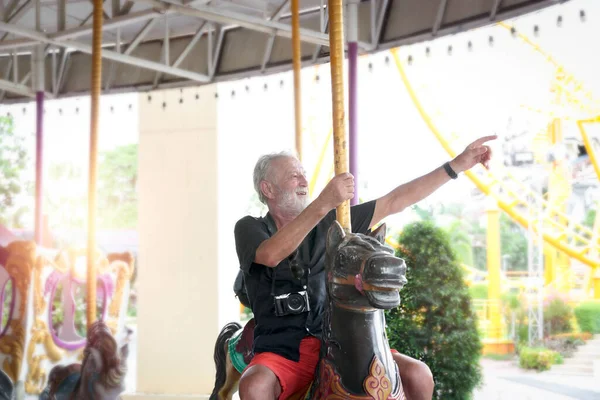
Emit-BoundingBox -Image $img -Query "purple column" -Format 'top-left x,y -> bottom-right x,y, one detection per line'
35,91 -> 44,245
348,41 -> 358,206
33,44 -> 45,245
348,1 -> 359,206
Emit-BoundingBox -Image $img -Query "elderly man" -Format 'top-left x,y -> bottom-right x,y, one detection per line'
235,135 -> 496,400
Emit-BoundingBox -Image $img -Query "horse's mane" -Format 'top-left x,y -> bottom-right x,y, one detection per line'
83,321 -> 127,388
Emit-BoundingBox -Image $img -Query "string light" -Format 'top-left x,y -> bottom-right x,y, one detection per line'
195,93 -> 199,100
580,10 -> 586,22
147,94 -> 152,102
425,47 -> 430,57
447,45 -> 452,55
467,41 -> 473,51
231,90 -> 235,97
264,83 -> 268,91
533,25 -> 539,36
488,35 -> 494,46
557,15 -> 563,27
407,55 -> 413,65
162,101 -> 166,109
510,27 -> 517,37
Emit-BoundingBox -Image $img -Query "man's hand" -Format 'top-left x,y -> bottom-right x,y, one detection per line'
316,172 -> 355,211
450,135 -> 497,173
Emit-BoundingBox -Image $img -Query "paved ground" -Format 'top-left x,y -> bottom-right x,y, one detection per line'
473,358 -> 600,400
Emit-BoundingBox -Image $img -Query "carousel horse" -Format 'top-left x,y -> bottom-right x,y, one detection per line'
211,222 -> 408,399
39,320 -> 130,400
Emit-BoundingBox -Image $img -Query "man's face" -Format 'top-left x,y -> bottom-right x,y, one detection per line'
269,156 -> 309,215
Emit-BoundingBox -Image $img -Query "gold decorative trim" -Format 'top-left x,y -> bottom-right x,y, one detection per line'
0,241 -> 36,383
108,254 -> 135,318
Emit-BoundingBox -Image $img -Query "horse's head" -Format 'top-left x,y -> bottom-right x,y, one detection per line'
326,221 -> 407,311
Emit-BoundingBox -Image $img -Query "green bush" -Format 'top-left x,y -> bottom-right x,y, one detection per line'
544,295 -> 573,335
519,347 -> 562,371
385,222 -> 482,400
574,301 -> 600,333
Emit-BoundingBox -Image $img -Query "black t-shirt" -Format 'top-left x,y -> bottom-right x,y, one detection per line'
234,201 -> 376,361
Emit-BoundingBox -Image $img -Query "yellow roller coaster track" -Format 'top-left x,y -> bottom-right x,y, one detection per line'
390,48 -> 600,270
497,22 -> 600,182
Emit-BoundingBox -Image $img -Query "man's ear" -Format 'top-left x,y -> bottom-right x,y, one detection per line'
260,180 -> 276,201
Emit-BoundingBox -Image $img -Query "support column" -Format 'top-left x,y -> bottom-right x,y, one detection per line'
347,0 -> 359,205
483,197 -> 514,355
33,44 -> 44,245
124,86 -> 220,400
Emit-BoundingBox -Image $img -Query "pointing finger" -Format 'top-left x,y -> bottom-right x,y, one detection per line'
469,135 -> 497,149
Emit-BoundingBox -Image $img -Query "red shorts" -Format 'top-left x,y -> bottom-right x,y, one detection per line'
245,337 -> 401,400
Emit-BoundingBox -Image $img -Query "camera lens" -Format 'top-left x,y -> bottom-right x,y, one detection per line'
287,294 -> 304,312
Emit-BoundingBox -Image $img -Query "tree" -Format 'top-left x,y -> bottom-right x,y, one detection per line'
385,222 -> 483,400
445,220 -> 474,266
0,115 -> 30,227
499,213 -> 528,271
97,144 -> 138,229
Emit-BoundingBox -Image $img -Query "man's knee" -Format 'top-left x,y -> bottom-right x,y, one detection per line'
239,365 -> 281,400
393,353 -> 434,396
410,359 -> 434,390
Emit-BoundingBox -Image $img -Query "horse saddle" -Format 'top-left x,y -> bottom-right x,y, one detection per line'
228,318 -> 256,374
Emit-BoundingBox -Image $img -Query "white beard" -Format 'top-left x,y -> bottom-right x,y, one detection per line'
278,188 -> 309,216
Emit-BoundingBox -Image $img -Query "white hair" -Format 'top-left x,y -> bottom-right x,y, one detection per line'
253,151 -> 297,204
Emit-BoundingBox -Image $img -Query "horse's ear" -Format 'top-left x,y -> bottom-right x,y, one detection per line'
327,221 -> 346,255
368,223 -> 387,245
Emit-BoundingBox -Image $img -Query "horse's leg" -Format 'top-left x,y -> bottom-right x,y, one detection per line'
218,342 -> 242,400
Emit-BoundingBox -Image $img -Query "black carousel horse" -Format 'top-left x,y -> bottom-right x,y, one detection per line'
211,222 -> 407,399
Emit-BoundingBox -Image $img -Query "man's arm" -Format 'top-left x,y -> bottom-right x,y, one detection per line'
255,173 -> 354,268
369,135 -> 496,228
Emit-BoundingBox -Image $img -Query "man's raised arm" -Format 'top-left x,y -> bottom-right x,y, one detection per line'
254,173 -> 354,268
369,135 -> 497,228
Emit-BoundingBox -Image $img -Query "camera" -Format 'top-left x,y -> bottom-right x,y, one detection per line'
274,291 -> 310,316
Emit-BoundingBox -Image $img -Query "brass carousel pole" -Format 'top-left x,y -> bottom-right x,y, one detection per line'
291,0 -> 302,160
328,0 -> 351,232
87,0 -> 103,329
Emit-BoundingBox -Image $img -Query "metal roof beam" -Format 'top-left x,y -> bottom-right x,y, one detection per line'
132,0 -> 331,47
0,9 -> 159,51
0,21 -> 212,82
0,77 -> 53,98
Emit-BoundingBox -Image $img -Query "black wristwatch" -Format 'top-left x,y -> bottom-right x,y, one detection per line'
443,161 -> 458,179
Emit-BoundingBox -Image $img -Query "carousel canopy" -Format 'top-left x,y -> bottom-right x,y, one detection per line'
0,0 -> 566,103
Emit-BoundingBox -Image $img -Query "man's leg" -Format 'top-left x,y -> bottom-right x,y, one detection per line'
238,364 -> 281,400
393,352 -> 434,400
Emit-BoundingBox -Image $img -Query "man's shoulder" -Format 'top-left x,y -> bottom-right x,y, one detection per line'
235,215 -> 265,230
